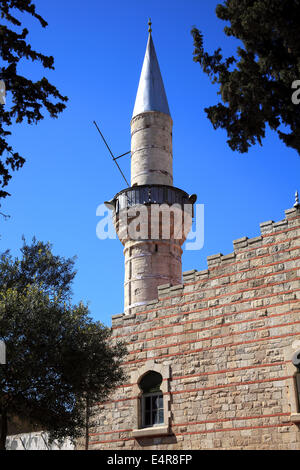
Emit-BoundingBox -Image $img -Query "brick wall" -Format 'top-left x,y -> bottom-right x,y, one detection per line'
85,206 -> 300,450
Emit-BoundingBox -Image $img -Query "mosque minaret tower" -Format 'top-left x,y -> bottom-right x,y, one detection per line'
106,21 -> 196,313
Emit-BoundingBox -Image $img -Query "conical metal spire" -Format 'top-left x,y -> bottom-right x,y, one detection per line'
132,24 -> 171,119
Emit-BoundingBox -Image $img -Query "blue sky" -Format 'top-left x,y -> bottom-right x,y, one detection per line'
1,0 -> 300,326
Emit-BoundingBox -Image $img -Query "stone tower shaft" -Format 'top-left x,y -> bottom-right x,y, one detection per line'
131,111 -> 173,186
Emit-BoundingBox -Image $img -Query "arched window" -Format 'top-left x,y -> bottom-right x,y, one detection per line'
139,371 -> 164,428
131,361 -> 170,438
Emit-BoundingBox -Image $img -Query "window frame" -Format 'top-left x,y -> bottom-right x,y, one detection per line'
131,361 -> 171,438
141,390 -> 164,428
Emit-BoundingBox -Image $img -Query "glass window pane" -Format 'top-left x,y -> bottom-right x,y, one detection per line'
153,410 -> 159,425
145,396 -> 151,411
145,412 -> 151,427
142,390 -> 164,428
159,395 -> 163,409
152,395 -> 159,410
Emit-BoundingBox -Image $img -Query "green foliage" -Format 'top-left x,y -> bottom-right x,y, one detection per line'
0,239 -> 127,448
0,237 -> 76,301
0,0 -> 68,200
192,0 -> 300,155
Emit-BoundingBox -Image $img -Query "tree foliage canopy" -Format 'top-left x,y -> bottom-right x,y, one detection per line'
0,0 -> 68,200
191,0 -> 300,155
0,239 -> 127,449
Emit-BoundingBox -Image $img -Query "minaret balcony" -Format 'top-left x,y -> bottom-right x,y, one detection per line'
107,184 -> 196,214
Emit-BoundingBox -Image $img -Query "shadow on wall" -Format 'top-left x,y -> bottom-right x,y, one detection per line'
135,433 -> 178,448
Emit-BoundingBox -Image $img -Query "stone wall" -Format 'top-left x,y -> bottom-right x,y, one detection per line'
85,206 -> 300,450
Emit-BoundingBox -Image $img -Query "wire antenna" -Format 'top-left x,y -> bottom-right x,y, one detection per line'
93,120 -> 130,187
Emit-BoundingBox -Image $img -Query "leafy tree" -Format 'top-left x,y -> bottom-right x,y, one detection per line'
191,0 -> 300,155
0,0 -> 68,200
0,239 -> 127,450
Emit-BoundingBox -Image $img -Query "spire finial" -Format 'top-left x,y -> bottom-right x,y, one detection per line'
294,190 -> 300,209
148,18 -> 152,34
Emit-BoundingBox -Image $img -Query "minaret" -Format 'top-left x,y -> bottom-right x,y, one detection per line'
107,22 -> 196,313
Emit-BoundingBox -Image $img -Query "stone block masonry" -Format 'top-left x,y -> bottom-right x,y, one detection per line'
81,206 -> 300,450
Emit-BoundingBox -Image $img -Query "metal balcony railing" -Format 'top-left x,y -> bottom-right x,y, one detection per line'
108,185 -> 195,214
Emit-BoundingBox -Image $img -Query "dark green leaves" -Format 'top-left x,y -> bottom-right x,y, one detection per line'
0,0 -> 68,200
192,0 -> 300,155
0,239 -> 127,447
